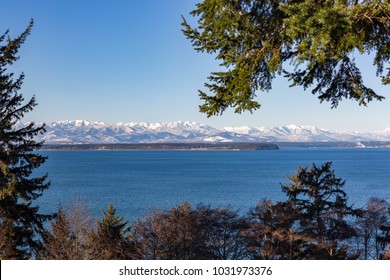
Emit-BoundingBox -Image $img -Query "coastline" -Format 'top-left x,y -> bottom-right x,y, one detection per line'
41,142 -> 280,151
40,141 -> 390,151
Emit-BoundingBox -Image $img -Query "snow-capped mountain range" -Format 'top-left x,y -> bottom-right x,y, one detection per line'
31,120 -> 390,144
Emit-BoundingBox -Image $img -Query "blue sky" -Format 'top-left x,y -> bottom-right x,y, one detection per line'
1,0 -> 389,131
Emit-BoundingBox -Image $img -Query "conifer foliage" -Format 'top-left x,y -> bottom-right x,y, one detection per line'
91,203 -> 136,259
182,0 -> 389,116
0,20 -> 51,259
281,162 -> 359,259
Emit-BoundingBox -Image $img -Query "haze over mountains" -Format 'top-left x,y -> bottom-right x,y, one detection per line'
31,120 -> 390,144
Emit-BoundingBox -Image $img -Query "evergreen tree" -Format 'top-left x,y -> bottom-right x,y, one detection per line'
281,162 -> 359,259
90,203 -> 136,259
182,0 -> 389,116
0,223 -> 18,259
0,20 -> 51,259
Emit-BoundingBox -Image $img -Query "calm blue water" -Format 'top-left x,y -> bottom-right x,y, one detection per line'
34,148 -> 390,221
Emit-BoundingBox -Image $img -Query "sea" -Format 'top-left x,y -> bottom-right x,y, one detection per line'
34,148 -> 390,222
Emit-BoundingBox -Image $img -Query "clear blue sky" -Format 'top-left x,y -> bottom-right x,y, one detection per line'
1,0 -> 389,131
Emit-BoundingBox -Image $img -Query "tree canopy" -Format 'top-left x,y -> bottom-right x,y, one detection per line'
182,0 -> 390,117
91,203 -> 136,260
0,20 -> 51,259
281,162 -> 359,259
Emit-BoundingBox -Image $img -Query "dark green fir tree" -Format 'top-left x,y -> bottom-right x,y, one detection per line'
0,20 -> 51,259
182,0 -> 389,116
281,162 -> 359,259
91,203 -> 136,259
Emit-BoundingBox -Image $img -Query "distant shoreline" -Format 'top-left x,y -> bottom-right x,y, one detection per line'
40,141 -> 390,151
41,142 -> 280,151
275,141 -> 390,148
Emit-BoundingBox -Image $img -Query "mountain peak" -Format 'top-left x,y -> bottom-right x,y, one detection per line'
37,120 -> 390,144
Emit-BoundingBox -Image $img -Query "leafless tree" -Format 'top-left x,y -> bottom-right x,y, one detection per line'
39,200 -> 94,259
196,205 -> 249,259
134,202 -> 206,259
244,199 -> 308,260
134,209 -> 168,259
355,197 -> 390,259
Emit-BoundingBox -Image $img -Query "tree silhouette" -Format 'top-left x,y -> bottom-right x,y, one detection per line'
90,203 -> 136,259
196,204 -> 248,259
356,197 -> 390,259
281,162 -> 359,259
39,201 -> 93,260
245,199 -> 308,259
0,20 -> 51,259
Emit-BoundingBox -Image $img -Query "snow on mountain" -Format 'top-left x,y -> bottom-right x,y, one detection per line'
240,124 -> 384,142
41,121 -> 221,144
203,136 -> 233,143
34,121 -> 390,144
223,125 -> 379,142
364,128 -> 390,140
121,121 -> 219,137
